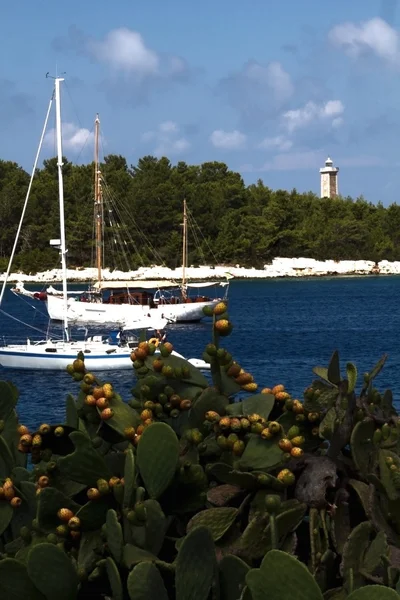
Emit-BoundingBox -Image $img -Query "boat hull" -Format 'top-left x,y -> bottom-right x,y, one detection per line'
46,295 -> 221,324
0,343 -> 211,372
0,345 -> 133,370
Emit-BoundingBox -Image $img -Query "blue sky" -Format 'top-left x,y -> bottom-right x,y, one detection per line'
1,0 -> 400,204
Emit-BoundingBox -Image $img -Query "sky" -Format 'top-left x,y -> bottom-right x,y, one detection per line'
1,0 -> 400,204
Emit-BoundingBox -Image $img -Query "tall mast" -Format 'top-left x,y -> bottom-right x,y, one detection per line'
54,77 -> 69,342
94,114 -> 103,283
182,199 -> 188,298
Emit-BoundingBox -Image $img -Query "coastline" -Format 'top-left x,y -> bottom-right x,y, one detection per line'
1,257 -> 400,283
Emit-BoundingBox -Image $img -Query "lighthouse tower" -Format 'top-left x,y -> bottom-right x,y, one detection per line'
320,157 -> 339,198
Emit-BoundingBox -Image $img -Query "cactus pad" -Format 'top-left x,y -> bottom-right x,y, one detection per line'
106,509 -> 123,564
127,561 -> 168,600
58,431 -> 111,486
136,422 -> 179,499
0,558 -> 44,600
187,506 -> 238,541
247,549 -> 324,600
175,526 -> 216,600
347,587 -> 399,599
238,434 -> 284,471
219,554 -> 249,600
27,542 -> 79,600
106,557 -> 123,600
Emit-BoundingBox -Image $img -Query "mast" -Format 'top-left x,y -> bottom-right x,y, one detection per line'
54,77 -> 69,342
182,199 -> 188,299
94,114 -> 103,283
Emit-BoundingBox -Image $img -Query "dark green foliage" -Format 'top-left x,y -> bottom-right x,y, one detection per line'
2,155 -> 400,271
1,320 -> 400,598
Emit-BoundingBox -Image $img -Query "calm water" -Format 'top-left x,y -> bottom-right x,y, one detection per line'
1,276 -> 399,428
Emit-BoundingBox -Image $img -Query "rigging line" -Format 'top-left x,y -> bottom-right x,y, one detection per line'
0,89 -> 54,308
64,82 -> 95,163
0,308 -> 55,336
10,291 -> 50,317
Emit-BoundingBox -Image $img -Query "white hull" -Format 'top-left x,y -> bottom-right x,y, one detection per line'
0,340 -> 132,370
46,294 -> 220,324
0,340 -> 211,371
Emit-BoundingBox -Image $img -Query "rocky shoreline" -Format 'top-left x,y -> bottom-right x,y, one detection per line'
1,257 -> 399,284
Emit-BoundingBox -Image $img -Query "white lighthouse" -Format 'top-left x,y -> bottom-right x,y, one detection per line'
320,157 -> 339,198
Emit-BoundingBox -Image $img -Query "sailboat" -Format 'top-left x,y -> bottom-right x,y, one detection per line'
0,77 -> 208,371
15,113 -> 230,325
43,197 -> 230,325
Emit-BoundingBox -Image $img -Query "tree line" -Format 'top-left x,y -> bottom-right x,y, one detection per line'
0,154 -> 399,274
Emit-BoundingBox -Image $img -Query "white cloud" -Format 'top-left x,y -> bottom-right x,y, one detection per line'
329,17 -> 400,64
258,135 -> 293,152
244,61 -> 294,102
87,28 -> 159,74
210,129 -> 247,150
282,100 -> 344,133
141,121 -> 190,156
159,121 -> 179,134
44,122 -> 94,152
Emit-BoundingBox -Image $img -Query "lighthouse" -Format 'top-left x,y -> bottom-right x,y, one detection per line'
320,157 -> 339,198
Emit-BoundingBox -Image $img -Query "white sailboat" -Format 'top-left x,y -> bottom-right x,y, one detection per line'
20,114 -> 230,325
0,77 -> 209,371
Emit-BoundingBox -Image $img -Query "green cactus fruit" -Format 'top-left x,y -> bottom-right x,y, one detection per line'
232,439 -> 245,456
136,422 -> 179,499
191,429 -> 204,445
287,425 -> 300,440
382,423 -> 391,440
127,561 -> 168,600
134,502 -> 147,522
164,386 -> 174,398
257,473 -> 272,486
176,526 -> 216,600
202,305 -> 214,317
265,494 -> 281,514
217,435 -> 229,450
227,433 -> 239,448
373,429 -> 382,444
20,525 -> 32,543
27,542 -> 79,600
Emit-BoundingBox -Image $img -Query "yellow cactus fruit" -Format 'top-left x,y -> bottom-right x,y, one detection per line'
278,438 -> 293,452
242,382 -> 258,392
272,384 -> 285,395
213,302 -> 228,315
291,436 -> 305,447
261,428 -> 273,440
290,447 -> 304,458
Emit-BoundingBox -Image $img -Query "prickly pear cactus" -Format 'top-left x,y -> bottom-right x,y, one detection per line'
1,316 -> 400,598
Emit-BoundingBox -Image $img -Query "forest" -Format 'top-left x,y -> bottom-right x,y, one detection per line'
0,154 -> 399,274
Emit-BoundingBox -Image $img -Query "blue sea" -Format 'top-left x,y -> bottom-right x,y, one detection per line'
1,276 -> 399,428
